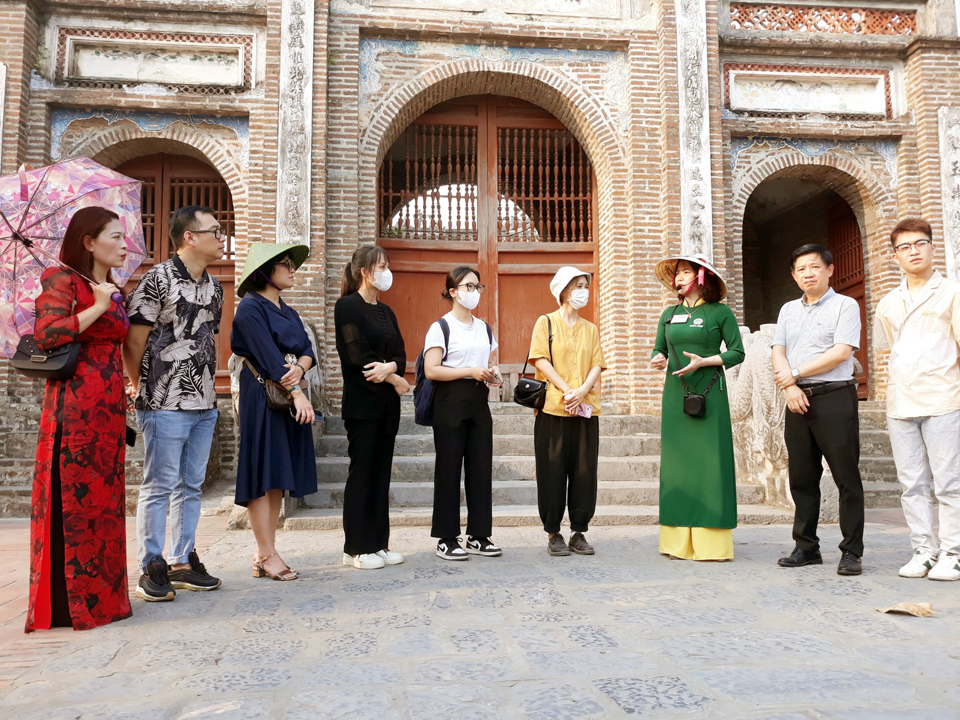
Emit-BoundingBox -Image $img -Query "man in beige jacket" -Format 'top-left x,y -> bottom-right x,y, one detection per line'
875,218 -> 960,581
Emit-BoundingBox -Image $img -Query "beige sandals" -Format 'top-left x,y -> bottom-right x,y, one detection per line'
252,553 -> 299,581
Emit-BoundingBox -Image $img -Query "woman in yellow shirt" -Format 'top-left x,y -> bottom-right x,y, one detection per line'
527,266 -> 606,556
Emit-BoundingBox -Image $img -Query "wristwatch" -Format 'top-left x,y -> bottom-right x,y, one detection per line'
791,367 -> 801,379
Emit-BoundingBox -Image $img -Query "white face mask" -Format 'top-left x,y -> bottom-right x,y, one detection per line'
568,288 -> 589,309
371,268 -> 393,292
456,290 -> 481,311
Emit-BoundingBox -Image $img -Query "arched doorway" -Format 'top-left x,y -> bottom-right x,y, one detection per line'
742,177 -> 868,397
376,95 -> 597,381
116,153 -> 237,392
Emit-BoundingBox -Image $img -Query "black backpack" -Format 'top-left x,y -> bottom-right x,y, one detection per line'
413,317 -> 493,426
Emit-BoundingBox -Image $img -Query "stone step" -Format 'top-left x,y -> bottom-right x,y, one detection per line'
303,480 -> 767,509
860,429 -> 892,456
316,433 -> 663,458
864,480 -> 903,508
320,414 -> 661,437
284,503 -> 797,530
316,455 -> 662,483
859,456 -> 898,482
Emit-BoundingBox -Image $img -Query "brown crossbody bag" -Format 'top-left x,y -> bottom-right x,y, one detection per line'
242,357 -> 306,411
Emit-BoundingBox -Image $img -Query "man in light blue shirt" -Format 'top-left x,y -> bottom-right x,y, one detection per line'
771,244 -> 865,576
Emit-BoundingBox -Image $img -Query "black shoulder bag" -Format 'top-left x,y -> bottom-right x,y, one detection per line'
665,305 -> 720,418
514,316 -> 553,410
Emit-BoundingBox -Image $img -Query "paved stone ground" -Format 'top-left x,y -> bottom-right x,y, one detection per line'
1,512 -> 958,719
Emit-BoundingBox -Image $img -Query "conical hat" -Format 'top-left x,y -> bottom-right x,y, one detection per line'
654,253 -> 727,300
237,242 -> 309,297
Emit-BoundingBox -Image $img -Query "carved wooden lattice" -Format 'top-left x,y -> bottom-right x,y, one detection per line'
497,128 -> 593,243
378,124 -> 479,241
729,3 -> 916,35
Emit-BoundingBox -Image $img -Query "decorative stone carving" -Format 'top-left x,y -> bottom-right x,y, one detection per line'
367,0 -> 623,19
729,136 -> 898,202
357,39 -> 629,137
55,28 -> 254,93
727,324 -> 790,509
276,0 -> 314,246
49,107 -> 250,169
938,107 -> 960,280
674,0 -> 713,258
729,3 -> 917,35
728,70 -> 887,117
65,39 -> 245,88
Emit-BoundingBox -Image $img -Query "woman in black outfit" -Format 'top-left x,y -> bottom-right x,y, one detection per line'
335,245 -> 409,570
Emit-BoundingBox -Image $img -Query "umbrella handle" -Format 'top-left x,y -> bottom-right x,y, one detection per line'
17,164 -> 34,202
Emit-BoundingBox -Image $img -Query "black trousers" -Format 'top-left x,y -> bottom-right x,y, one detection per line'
431,380 -> 493,539
784,384 -> 865,557
534,412 -> 599,534
342,411 -> 400,556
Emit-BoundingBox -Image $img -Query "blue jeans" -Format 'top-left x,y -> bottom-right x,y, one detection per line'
136,409 -> 218,572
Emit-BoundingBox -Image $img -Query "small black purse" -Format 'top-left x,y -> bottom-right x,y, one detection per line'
513,316 -> 553,410
665,305 -> 720,418
11,334 -> 81,380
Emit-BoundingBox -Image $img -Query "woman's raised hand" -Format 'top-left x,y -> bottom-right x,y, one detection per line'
90,282 -> 119,312
651,353 -> 668,371
673,351 -> 705,377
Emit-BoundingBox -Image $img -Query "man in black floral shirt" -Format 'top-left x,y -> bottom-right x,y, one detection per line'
123,206 -> 225,602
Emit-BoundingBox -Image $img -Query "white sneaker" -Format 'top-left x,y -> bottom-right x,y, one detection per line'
342,552 -> 385,570
928,552 -> 960,581
899,550 -> 939,578
376,549 -> 404,565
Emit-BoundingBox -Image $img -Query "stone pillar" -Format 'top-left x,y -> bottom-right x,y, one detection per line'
276,0 -> 315,246
673,0 -> 713,259
939,107 -> 960,280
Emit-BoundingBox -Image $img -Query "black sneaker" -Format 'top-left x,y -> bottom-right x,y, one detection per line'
168,551 -> 222,591
548,534 -> 571,557
136,558 -> 175,602
436,538 -> 469,561
466,536 -> 502,557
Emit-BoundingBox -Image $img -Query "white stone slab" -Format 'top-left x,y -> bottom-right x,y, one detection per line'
65,38 -> 245,87
729,70 -> 886,116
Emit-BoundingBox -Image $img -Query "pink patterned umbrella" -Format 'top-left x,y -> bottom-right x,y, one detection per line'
0,157 -> 146,357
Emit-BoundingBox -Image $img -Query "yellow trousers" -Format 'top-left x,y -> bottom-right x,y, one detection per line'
659,525 -> 733,561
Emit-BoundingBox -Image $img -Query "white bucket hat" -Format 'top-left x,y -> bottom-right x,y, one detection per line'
654,253 -> 727,301
550,266 -> 591,306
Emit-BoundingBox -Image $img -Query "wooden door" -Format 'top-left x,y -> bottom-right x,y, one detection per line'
377,96 -> 597,385
116,153 -> 237,393
828,199 -> 868,398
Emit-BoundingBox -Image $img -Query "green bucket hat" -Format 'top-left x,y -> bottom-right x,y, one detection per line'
237,242 -> 310,297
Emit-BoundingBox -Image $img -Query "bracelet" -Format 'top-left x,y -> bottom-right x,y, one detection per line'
294,361 -> 306,373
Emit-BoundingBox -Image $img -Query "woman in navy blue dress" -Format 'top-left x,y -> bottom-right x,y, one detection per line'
231,243 -> 317,581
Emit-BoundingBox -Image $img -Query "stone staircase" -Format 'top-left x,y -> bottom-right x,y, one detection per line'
286,398 -> 904,530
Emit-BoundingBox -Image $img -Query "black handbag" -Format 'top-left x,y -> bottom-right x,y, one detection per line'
513,316 -> 553,410
11,334 -> 81,380
665,305 -> 720,418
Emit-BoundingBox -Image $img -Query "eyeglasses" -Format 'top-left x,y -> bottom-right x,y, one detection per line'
458,283 -> 486,293
190,227 -> 224,239
894,239 -> 932,254
276,257 -> 297,270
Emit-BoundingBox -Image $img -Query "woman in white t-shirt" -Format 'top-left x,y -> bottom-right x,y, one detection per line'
424,266 -> 503,561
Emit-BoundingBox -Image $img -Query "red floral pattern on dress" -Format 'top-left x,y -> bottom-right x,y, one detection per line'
25,267 -> 133,632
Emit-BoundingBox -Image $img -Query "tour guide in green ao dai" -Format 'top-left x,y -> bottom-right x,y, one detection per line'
651,254 -> 745,560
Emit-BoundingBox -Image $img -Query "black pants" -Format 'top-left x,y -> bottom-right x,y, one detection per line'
431,380 -> 493,539
343,411 -> 400,556
784,384 -> 865,557
534,412 -> 599,534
